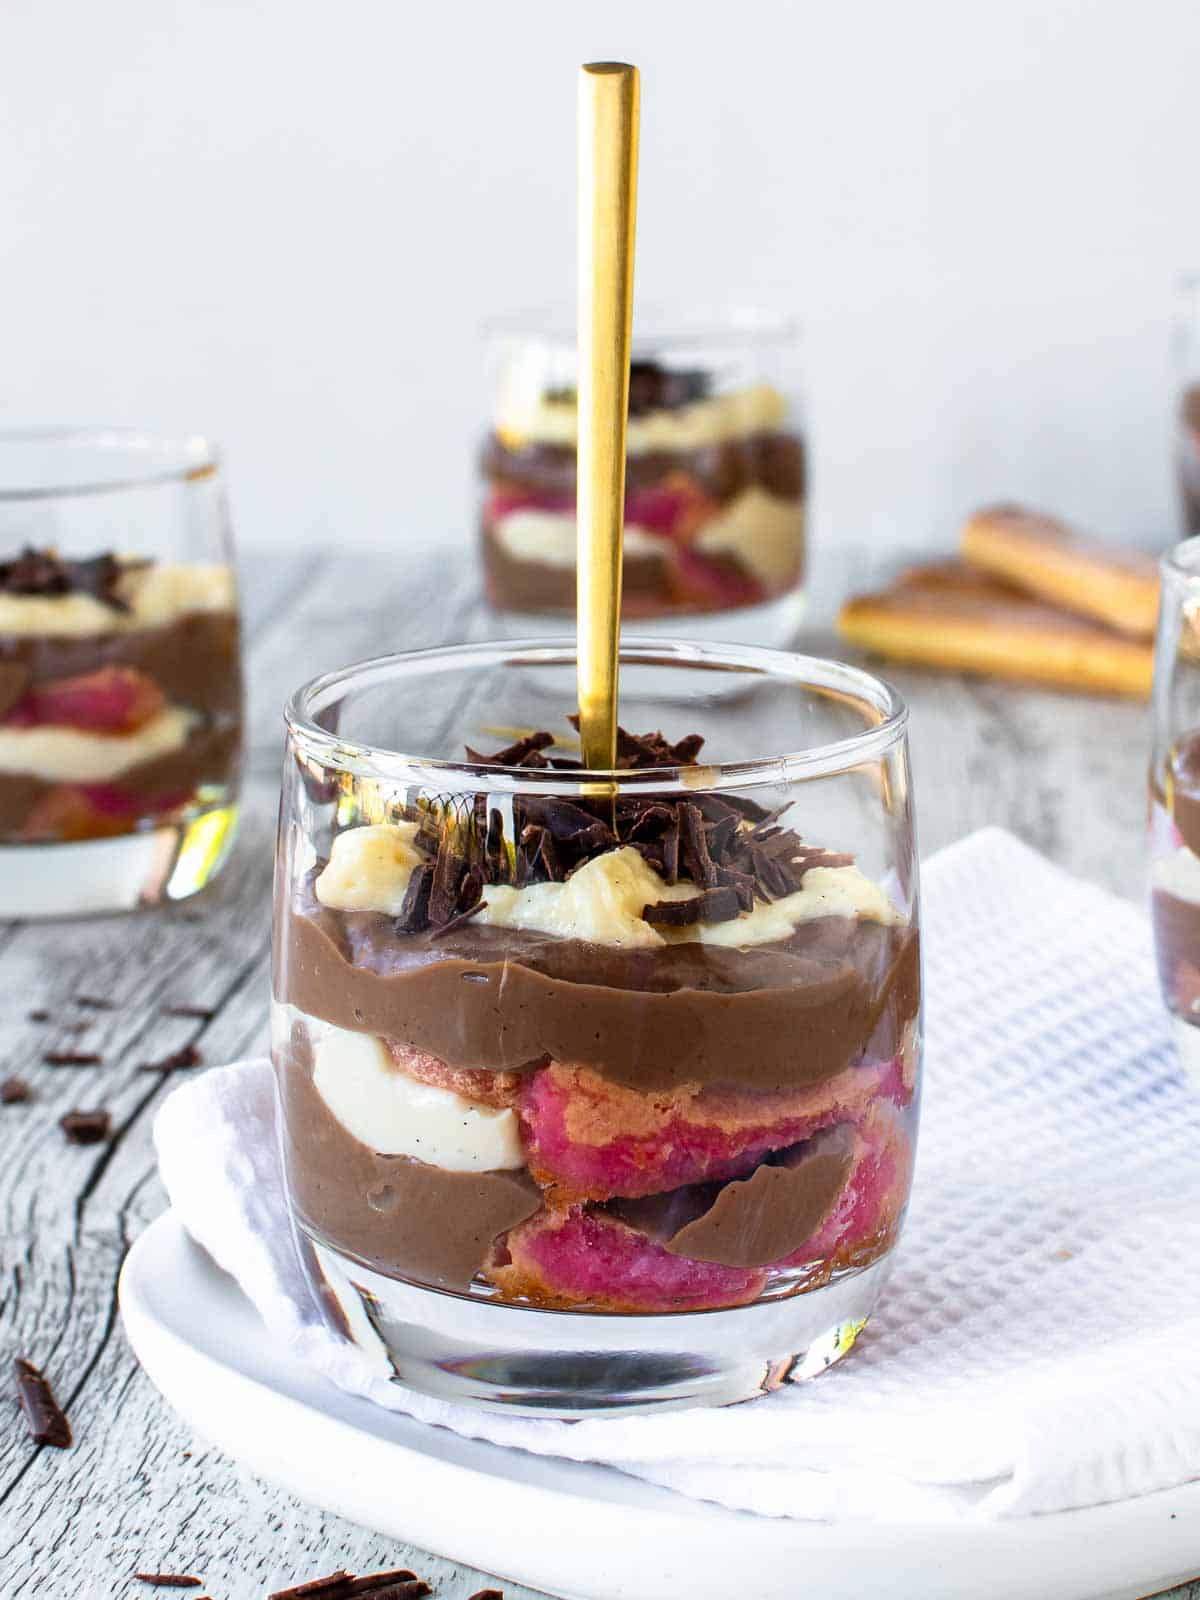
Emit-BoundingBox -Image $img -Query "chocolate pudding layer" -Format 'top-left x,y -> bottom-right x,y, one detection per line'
279,894 -> 918,1092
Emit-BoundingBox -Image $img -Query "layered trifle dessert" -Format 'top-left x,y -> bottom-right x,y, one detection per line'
479,319 -> 807,629
274,722 -> 918,1317
0,547 -> 242,845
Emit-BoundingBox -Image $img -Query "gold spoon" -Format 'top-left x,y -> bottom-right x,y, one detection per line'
576,61 -> 640,770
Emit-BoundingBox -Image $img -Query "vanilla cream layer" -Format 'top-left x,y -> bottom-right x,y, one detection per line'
0,706 -> 195,782
494,510 -> 667,570
316,830 -> 899,951
0,562 -> 236,638
311,1021 -> 523,1170
693,488 -> 803,590
493,488 -> 802,590
496,378 -> 788,456
1154,845 -> 1200,902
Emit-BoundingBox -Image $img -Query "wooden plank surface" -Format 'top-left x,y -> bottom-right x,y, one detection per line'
0,547 -> 1192,1600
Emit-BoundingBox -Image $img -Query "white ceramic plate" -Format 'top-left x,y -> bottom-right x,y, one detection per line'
120,1212 -> 1200,1600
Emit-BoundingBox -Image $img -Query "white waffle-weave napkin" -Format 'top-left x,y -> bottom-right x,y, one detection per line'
152,828 -> 1200,1522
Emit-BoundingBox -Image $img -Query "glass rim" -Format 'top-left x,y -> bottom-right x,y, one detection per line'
0,426 -> 220,503
285,638 -> 909,793
480,301 -> 801,355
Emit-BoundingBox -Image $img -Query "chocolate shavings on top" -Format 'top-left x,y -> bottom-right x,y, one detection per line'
13,1357 -> 72,1447
60,1108 -> 110,1144
0,547 -> 145,612
377,719 -> 851,935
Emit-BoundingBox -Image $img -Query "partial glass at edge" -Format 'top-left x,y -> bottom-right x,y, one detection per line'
1149,537 -> 1200,1089
478,307 -> 808,647
0,429 -> 244,916
272,641 -> 921,1415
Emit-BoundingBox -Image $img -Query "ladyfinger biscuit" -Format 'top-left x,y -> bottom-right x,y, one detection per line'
961,505 -> 1160,638
837,562 -> 1153,698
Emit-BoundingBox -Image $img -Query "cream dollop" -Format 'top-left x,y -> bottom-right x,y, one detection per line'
314,821 -> 423,915
0,706 -> 195,782
311,1024 -> 523,1170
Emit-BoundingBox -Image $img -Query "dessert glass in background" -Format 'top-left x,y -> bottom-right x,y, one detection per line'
1150,535 -> 1200,1089
1176,276 -> 1200,537
273,639 -> 921,1415
478,308 -> 807,646
0,429 -> 243,917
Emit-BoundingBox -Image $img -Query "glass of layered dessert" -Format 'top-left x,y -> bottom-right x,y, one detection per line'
478,309 -> 807,646
273,638 -> 920,1414
1149,536 -> 1200,1087
0,429 -> 243,916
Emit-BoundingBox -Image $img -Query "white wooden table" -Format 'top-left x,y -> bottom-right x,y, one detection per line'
0,546 -> 1193,1600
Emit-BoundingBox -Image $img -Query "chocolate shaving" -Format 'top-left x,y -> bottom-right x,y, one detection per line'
134,1577 -> 204,1589
428,824 -> 468,926
138,1044 -> 203,1073
1,1076 -> 31,1103
163,1004 -> 216,1021
269,1573 -> 428,1600
467,1591 -> 504,1600
60,1109 -> 110,1144
0,547 -> 141,611
643,886 -> 741,926
429,899 -> 489,940
13,1357 -> 72,1447
44,1050 -> 102,1067
466,729 -> 554,767
27,1009 -> 49,1022
75,994 -> 114,1010
521,794 -> 616,847
679,803 -> 718,888
395,862 -> 434,933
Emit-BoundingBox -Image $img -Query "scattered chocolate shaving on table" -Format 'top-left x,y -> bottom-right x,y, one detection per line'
75,994 -> 113,1010
0,546 -> 143,611
27,1009 -> 49,1022
466,1590 -> 504,1599
12,1357 -> 72,1447
268,1571 -> 427,1600
138,1043 -> 203,1073
44,1050 -> 102,1067
133,1576 -> 204,1589
1,1076 -> 31,1103
162,1004 -> 216,1021
60,1108 -> 110,1144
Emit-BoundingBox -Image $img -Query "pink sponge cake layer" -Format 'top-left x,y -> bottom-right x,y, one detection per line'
518,1054 -> 904,1202
487,1205 -> 769,1312
489,1109 -> 913,1313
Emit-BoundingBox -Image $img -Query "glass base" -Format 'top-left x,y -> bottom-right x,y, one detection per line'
0,799 -> 239,918
484,587 -> 807,652
301,1231 -> 891,1417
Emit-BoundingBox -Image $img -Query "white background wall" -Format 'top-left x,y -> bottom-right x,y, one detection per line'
4,0 -> 1200,567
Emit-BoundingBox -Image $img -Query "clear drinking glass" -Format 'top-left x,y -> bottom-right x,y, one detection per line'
1149,536 -> 1200,1087
0,428 -> 243,916
478,308 -> 807,646
273,639 -> 921,1415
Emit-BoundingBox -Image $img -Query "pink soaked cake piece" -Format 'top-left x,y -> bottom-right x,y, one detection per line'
489,1108 -> 912,1313
518,1054 -> 905,1203
487,1205 -> 768,1313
